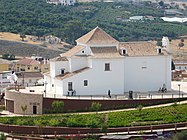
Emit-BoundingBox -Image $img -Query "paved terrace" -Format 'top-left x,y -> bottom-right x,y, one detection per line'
8,81 -> 187,100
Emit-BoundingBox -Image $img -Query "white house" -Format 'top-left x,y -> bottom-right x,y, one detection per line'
44,27 -> 171,96
0,71 -> 11,88
46,0 -> 75,6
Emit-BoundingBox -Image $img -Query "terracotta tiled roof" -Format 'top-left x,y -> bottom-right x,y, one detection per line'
119,41 -> 168,56
90,47 -> 122,58
76,27 -> 118,45
60,45 -> 85,58
0,59 -> 12,64
55,67 -> 90,80
17,58 -> 40,65
50,56 -> 68,62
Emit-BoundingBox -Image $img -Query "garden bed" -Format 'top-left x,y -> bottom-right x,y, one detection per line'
1,103 -> 187,128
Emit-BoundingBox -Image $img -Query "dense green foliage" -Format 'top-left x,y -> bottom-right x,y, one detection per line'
0,133 -> 5,140
0,0 -> 187,44
2,53 -> 15,60
90,102 -> 102,112
52,101 -> 64,113
1,103 -> 187,128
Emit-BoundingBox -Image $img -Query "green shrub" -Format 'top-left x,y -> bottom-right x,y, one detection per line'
0,106 -> 5,111
52,101 -> 64,113
0,133 -> 5,140
90,102 -> 102,112
48,118 -> 60,126
16,118 -> 29,125
136,104 -> 143,112
174,130 -> 187,140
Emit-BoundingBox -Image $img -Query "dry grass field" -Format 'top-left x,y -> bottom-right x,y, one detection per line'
0,32 -> 42,45
170,38 -> 187,60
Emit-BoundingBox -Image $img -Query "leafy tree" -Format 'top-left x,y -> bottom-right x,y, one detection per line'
2,54 -> 9,60
9,54 -> 15,60
178,42 -> 184,49
0,0 -> 187,43
61,20 -> 86,45
158,1 -> 164,7
52,101 -> 64,113
174,131 -> 187,140
0,133 -> 5,140
2,54 -> 15,60
20,34 -> 26,41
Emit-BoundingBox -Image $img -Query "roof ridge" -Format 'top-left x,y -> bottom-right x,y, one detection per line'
86,27 -> 99,44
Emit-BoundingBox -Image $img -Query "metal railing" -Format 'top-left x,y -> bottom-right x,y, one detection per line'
44,91 -> 187,100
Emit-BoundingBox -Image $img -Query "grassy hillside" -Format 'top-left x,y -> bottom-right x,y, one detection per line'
0,0 -> 187,44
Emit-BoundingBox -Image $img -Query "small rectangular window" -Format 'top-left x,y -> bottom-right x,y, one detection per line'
68,82 -> 73,91
122,49 -> 126,55
29,79 -> 32,83
2,74 -> 7,79
84,80 -> 88,86
61,69 -> 65,75
33,105 -> 37,114
158,48 -> 162,54
34,67 -> 38,70
105,63 -> 110,71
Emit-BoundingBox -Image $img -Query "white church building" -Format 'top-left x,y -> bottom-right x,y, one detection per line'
44,27 -> 171,96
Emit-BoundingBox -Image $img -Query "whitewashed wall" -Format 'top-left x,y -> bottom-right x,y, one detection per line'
70,58 -> 89,72
124,55 -> 171,92
55,78 -> 63,96
44,75 -> 51,92
0,72 -> 11,87
63,58 -> 125,96
50,61 -> 69,78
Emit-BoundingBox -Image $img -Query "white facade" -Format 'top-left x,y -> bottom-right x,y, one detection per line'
0,71 -> 11,88
174,61 -> 187,71
44,27 -> 171,96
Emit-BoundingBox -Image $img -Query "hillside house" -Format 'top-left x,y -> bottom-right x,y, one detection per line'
164,9 -> 183,17
46,0 -> 75,6
15,58 -> 49,73
16,72 -> 44,87
44,27 -> 171,96
0,59 -> 13,71
0,71 -> 11,88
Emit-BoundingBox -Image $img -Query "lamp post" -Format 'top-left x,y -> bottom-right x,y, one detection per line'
22,72 -> 24,86
44,81 -> 48,97
178,84 -> 181,98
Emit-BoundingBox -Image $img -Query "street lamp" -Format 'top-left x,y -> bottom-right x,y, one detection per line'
178,84 -> 181,98
44,81 -> 48,97
22,72 -> 24,86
